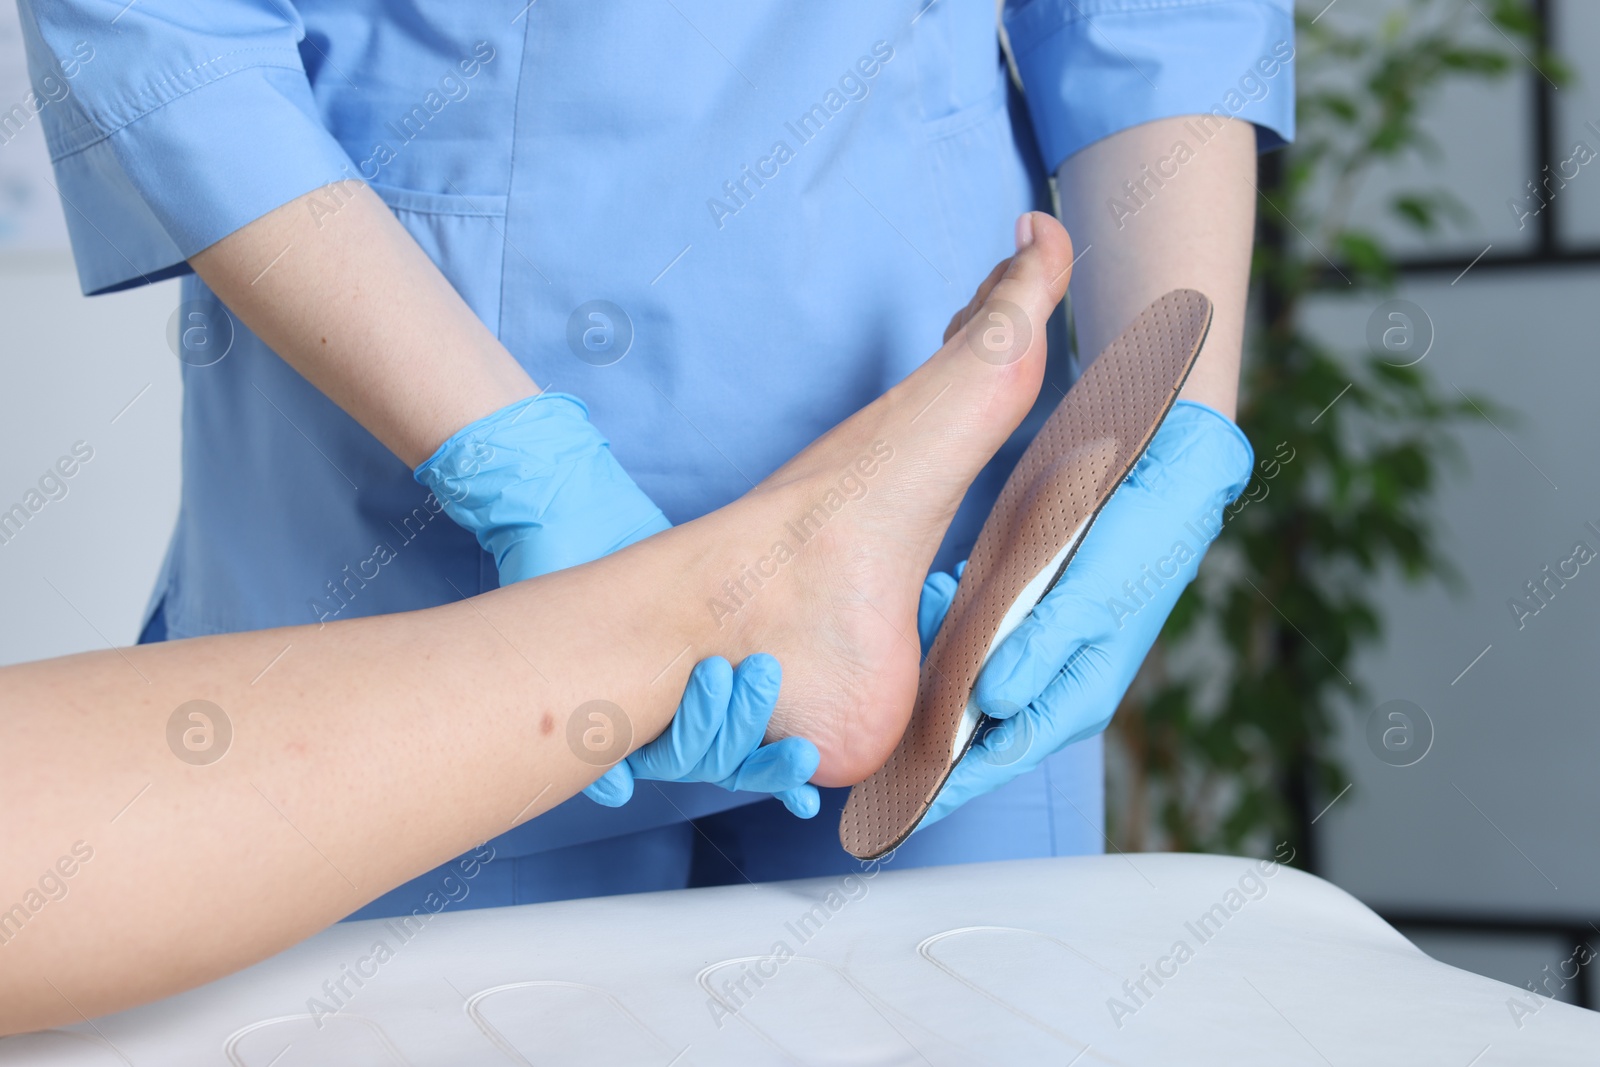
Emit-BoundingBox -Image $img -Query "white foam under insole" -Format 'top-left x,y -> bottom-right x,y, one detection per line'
950,517 -> 1090,762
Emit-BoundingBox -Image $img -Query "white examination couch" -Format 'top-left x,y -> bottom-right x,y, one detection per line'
2,854 -> 1594,1065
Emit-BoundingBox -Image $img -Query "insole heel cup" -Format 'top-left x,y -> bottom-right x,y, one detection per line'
840,289 -> 1214,859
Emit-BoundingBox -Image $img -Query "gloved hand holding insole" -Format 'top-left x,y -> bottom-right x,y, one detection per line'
839,289 -> 1231,857
916,399 -> 1253,828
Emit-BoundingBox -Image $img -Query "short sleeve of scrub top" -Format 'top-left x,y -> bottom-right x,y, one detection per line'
22,0 -> 1296,298
1002,0 -> 1296,171
16,0 -> 357,295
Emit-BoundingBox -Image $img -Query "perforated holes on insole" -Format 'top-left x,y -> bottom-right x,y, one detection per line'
840,290 -> 1212,858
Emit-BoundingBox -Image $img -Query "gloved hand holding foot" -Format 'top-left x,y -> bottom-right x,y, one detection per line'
414,391 -> 671,584
417,394 -> 819,815
918,399 -> 1254,827
584,654 -> 821,819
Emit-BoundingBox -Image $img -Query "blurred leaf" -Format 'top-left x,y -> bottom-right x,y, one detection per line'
1106,0 -> 1549,861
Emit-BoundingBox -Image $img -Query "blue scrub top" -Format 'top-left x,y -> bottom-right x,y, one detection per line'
20,0 -> 1294,858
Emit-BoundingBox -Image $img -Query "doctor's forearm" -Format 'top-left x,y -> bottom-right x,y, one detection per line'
187,182 -> 537,467
1056,116 -> 1257,419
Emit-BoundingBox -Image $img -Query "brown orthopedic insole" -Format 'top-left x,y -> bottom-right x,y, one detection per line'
839,289 -> 1213,859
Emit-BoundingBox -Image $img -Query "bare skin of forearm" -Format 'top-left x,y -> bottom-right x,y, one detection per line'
188,182 -> 536,466
0,520 -> 717,1032
1056,115 -> 1257,418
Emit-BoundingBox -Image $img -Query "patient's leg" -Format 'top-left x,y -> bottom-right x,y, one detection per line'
0,215 -> 1073,1033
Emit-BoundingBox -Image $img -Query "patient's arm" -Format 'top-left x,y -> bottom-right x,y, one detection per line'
2,563 -> 691,1021
0,214 -> 1075,1035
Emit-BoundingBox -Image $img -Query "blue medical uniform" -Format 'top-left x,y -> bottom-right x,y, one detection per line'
19,0 -> 1294,914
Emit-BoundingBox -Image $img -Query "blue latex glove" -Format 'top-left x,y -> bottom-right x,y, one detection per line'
917,400 -> 1254,828
417,395 -> 819,816
414,392 -> 670,584
584,654 -> 822,819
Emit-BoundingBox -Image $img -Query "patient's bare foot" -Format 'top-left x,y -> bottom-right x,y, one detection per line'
707,213 -> 1074,785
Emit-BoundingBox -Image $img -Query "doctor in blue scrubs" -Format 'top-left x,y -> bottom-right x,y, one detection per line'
18,1 -> 1292,914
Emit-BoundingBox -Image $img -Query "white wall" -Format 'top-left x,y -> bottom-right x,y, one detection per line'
0,254 -> 181,664
0,2 -> 182,662
1307,268 -> 1600,1006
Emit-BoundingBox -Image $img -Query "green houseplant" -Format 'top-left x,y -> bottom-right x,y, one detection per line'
1106,0 -> 1563,863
